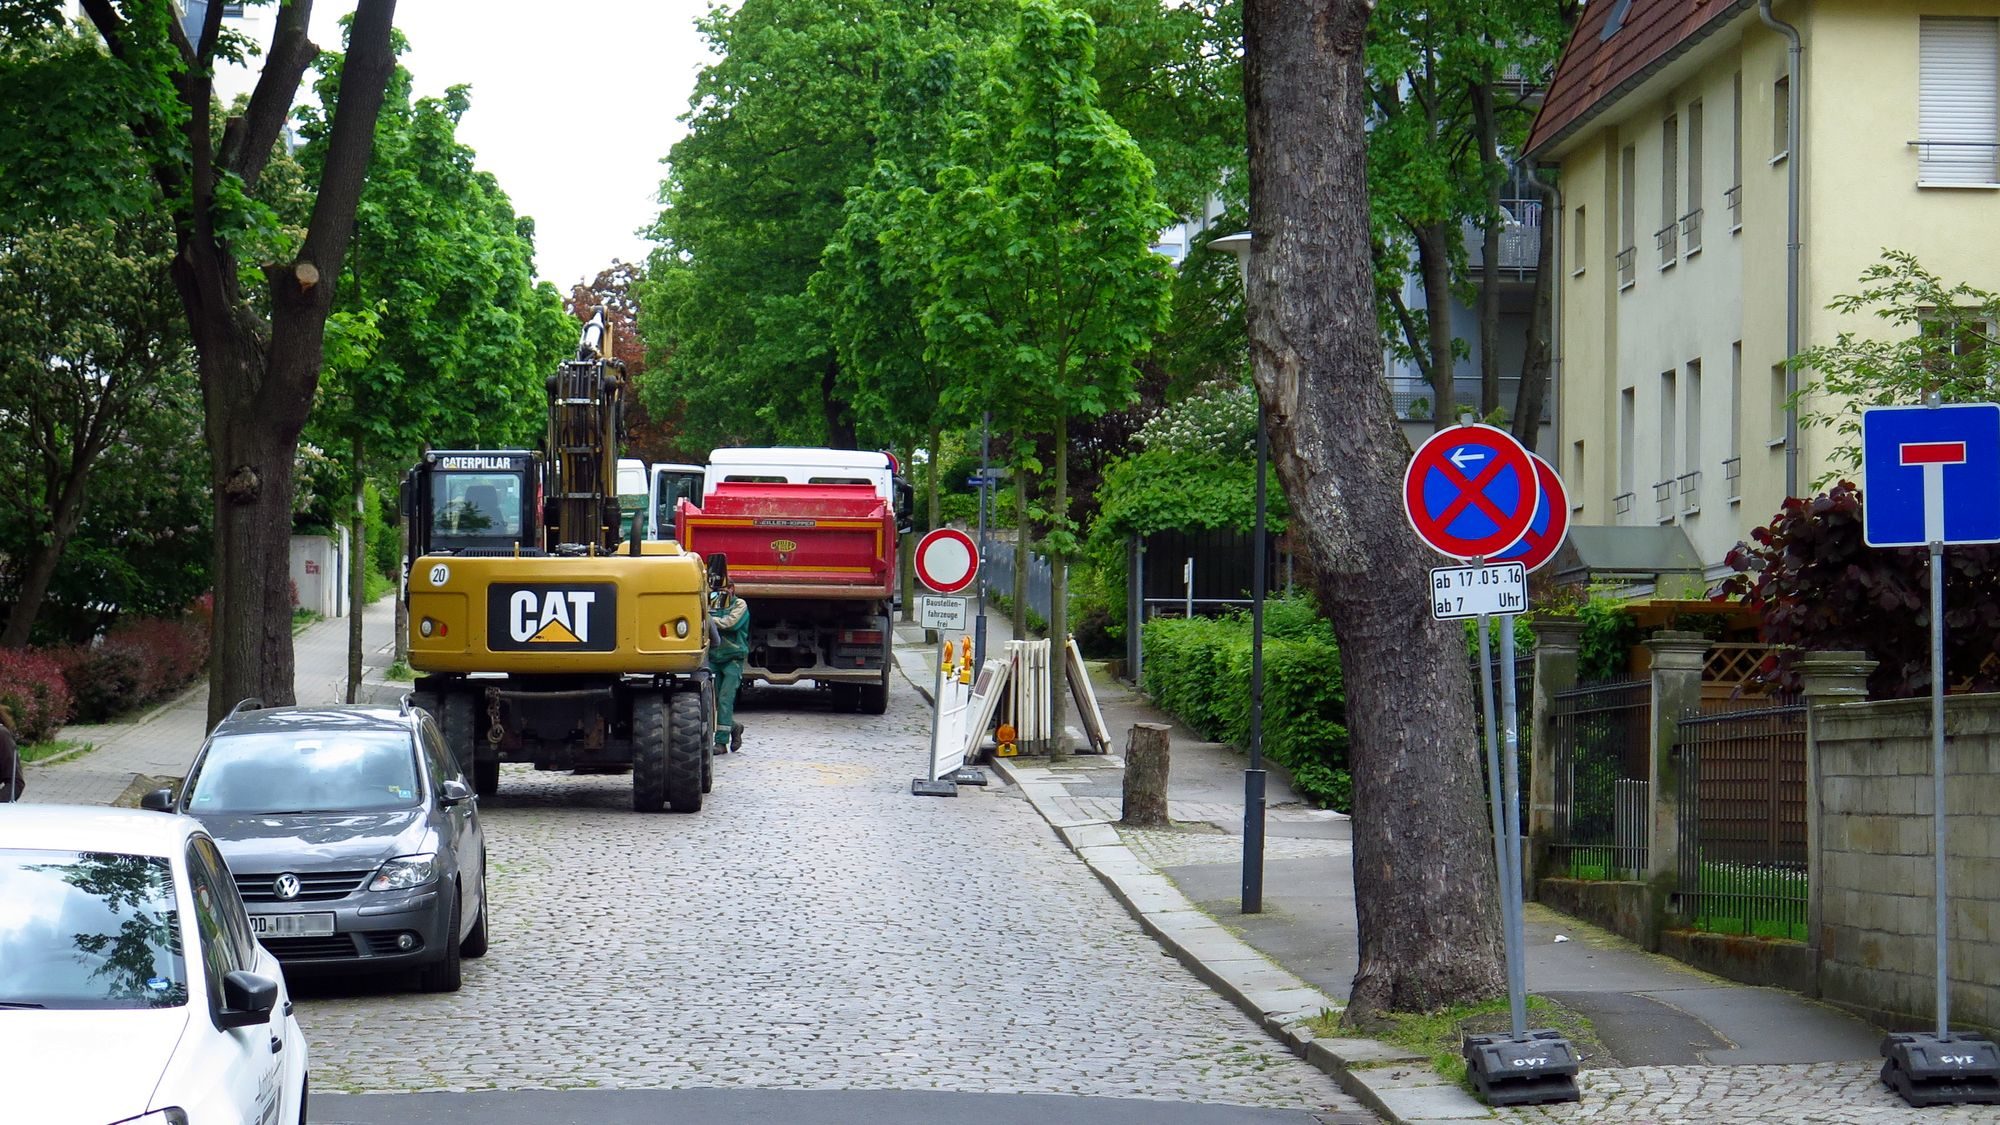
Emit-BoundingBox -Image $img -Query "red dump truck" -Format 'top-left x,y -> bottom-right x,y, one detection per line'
674,448 -> 912,714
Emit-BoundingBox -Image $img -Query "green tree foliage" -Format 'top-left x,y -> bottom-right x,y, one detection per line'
1721,481 -> 2000,699
1794,249 -> 2000,481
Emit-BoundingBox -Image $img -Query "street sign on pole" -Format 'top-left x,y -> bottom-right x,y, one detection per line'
1403,423 -> 1540,560
914,527 -> 980,594
1490,454 -> 1571,574
918,595 -> 967,632
1861,402 -> 2000,547
1430,562 -> 1527,620
1862,400 -> 2000,1106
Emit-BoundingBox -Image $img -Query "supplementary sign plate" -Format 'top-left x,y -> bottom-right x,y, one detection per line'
918,596 -> 967,632
1431,562 -> 1527,620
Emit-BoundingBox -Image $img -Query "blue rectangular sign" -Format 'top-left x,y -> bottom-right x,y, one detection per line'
1860,403 -> 2000,547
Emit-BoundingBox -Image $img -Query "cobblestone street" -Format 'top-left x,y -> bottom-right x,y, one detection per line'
293,678 -> 1366,1116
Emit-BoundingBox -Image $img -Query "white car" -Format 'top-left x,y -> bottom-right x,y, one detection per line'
0,805 -> 308,1125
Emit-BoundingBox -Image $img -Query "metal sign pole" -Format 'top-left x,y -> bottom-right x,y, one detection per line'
1930,539 -> 1949,1037
1475,609 -> 1512,988
1243,399 -> 1269,915
912,641 -> 958,797
1498,614 -> 1529,1040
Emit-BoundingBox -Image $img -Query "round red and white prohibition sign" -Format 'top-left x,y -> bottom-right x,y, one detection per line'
914,528 -> 980,594
1490,453 -> 1572,574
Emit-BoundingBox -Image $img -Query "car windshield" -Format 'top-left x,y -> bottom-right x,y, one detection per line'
0,849 -> 188,1010
433,471 -> 521,539
185,730 -> 422,814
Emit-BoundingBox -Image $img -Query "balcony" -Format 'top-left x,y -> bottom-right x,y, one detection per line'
1463,198 -> 1544,274
1387,375 -> 1554,424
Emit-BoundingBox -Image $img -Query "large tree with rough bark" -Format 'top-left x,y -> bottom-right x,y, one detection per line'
1242,0 -> 1504,1017
66,0 -> 401,725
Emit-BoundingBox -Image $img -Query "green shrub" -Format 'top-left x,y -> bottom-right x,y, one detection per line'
1141,595 -> 1351,810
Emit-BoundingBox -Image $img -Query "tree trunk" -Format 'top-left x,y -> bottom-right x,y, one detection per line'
394,507 -> 409,662
1513,166 -> 1557,454
0,451 -> 96,648
1121,721 -> 1170,826
926,425 -> 941,529
1243,0 -> 1504,1020
898,442 -> 916,623
1013,452 -> 1030,637
1047,413 -> 1069,761
821,357 -> 857,448
346,436 -> 365,704
1414,221 -> 1456,430
1473,73 -> 1503,419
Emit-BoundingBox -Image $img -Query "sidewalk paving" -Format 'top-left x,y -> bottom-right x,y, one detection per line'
22,598 -> 397,807
909,611 -> 1993,1124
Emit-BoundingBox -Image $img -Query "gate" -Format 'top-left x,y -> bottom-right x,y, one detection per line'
1671,701 -> 1809,940
1547,678 -> 1651,879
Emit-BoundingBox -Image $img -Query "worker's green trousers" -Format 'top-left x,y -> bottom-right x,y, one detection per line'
711,658 -> 743,746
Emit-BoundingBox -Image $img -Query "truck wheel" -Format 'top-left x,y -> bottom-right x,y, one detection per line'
860,680 -> 889,715
666,691 -> 705,812
631,692 -> 669,812
830,683 -> 861,712
472,757 -> 499,799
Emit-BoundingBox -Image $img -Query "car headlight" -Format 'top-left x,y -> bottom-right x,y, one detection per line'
368,853 -> 438,891
111,1110 -> 188,1125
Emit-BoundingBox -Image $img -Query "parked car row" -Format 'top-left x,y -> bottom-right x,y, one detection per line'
2,698 -> 490,1124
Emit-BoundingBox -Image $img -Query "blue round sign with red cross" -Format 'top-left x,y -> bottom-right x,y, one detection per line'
1490,453 -> 1570,573
1403,423 -> 1540,560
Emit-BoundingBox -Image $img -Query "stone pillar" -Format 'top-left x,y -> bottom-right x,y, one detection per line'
1527,615 -> 1583,895
1644,632 -> 1710,901
1796,650 -> 1876,979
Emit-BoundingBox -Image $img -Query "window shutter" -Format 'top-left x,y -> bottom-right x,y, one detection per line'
1920,17 -> 2000,185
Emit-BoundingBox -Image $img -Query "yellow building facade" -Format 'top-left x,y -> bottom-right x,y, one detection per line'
1532,0 -> 2000,578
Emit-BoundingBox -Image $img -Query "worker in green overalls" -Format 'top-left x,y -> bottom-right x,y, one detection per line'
708,570 -> 750,753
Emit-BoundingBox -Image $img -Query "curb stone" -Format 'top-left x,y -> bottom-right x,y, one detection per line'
991,755 -> 1499,1125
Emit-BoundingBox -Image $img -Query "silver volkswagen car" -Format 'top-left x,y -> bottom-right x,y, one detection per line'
146,700 -> 488,992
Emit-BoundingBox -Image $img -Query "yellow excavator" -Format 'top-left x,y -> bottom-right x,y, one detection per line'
399,312 -> 714,811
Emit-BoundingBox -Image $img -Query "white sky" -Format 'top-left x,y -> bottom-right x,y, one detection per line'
219,1 -> 721,292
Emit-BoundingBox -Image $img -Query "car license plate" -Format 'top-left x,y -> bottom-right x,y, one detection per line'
250,912 -> 335,938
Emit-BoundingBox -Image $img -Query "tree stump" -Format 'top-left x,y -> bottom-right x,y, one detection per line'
1121,722 -> 1171,827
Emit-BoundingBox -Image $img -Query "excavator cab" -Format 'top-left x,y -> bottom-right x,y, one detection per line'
404,450 -> 542,557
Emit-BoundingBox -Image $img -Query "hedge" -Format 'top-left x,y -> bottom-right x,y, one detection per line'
1141,595 -> 1351,810
57,614 -> 211,723
0,647 -> 74,742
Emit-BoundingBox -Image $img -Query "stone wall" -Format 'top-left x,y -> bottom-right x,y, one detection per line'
1813,695 -> 2000,1034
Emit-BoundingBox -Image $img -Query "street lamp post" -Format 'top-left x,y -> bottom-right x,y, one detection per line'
1210,230 -> 1267,915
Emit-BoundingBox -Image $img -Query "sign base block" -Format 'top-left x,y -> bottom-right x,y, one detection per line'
1463,1031 -> 1581,1107
911,777 -> 959,798
1880,1032 -> 2000,1107
950,767 -> 989,786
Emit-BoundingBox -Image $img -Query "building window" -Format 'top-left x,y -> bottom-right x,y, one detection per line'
1919,310 -> 1997,383
1618,386 -> 1637,517
1658,370 -> 1679,523
1658,114 -> 1679,266
1619,144 -> 1638,288
1772,74 -> 1791,162
1729,73 -> 1744,230
1572,205 -> 1587,276
1682,359 -> 1702,514
1683,100 -> 1704,254
1917,17 -> 2000,187
1727,342 -> 1743,502
1770,363 -> 1790,447
1571,441 -> 1587,511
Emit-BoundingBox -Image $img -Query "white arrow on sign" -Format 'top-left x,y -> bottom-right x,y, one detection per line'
1449,447 -> 1487,471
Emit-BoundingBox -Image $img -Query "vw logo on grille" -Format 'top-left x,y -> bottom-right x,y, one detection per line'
272,873 -> 302,901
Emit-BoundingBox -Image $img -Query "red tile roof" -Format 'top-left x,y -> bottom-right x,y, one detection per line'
1526,0 -> 1753,157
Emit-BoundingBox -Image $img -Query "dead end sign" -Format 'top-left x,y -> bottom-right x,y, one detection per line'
1490,453 -> 1571,574
1403,423 -> 1539,560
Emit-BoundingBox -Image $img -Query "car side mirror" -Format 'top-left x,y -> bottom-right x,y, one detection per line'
217,969 -> 278,1029
438,778 -> 473,806
140,787 -> 176,813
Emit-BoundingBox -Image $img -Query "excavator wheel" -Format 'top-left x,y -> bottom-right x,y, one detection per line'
631,692 -> 669,812
666,690 -> 706,812
443,692 -> 494,798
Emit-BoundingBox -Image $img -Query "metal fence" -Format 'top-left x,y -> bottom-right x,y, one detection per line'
1469,652 -> 1537,829
981,536 -> 1054,624
1671,702 -> 1810,941
1547,678 -> 1651,880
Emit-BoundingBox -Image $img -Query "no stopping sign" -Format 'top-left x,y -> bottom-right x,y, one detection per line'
914,528 -> 979,594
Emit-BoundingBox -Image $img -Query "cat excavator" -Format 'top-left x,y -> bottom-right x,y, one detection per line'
399,311 -> 715,811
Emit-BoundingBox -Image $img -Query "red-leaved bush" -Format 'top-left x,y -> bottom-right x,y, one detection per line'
0,647 -> 75,742
57,614 -> 212,723
1720,481 -> 2000,698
